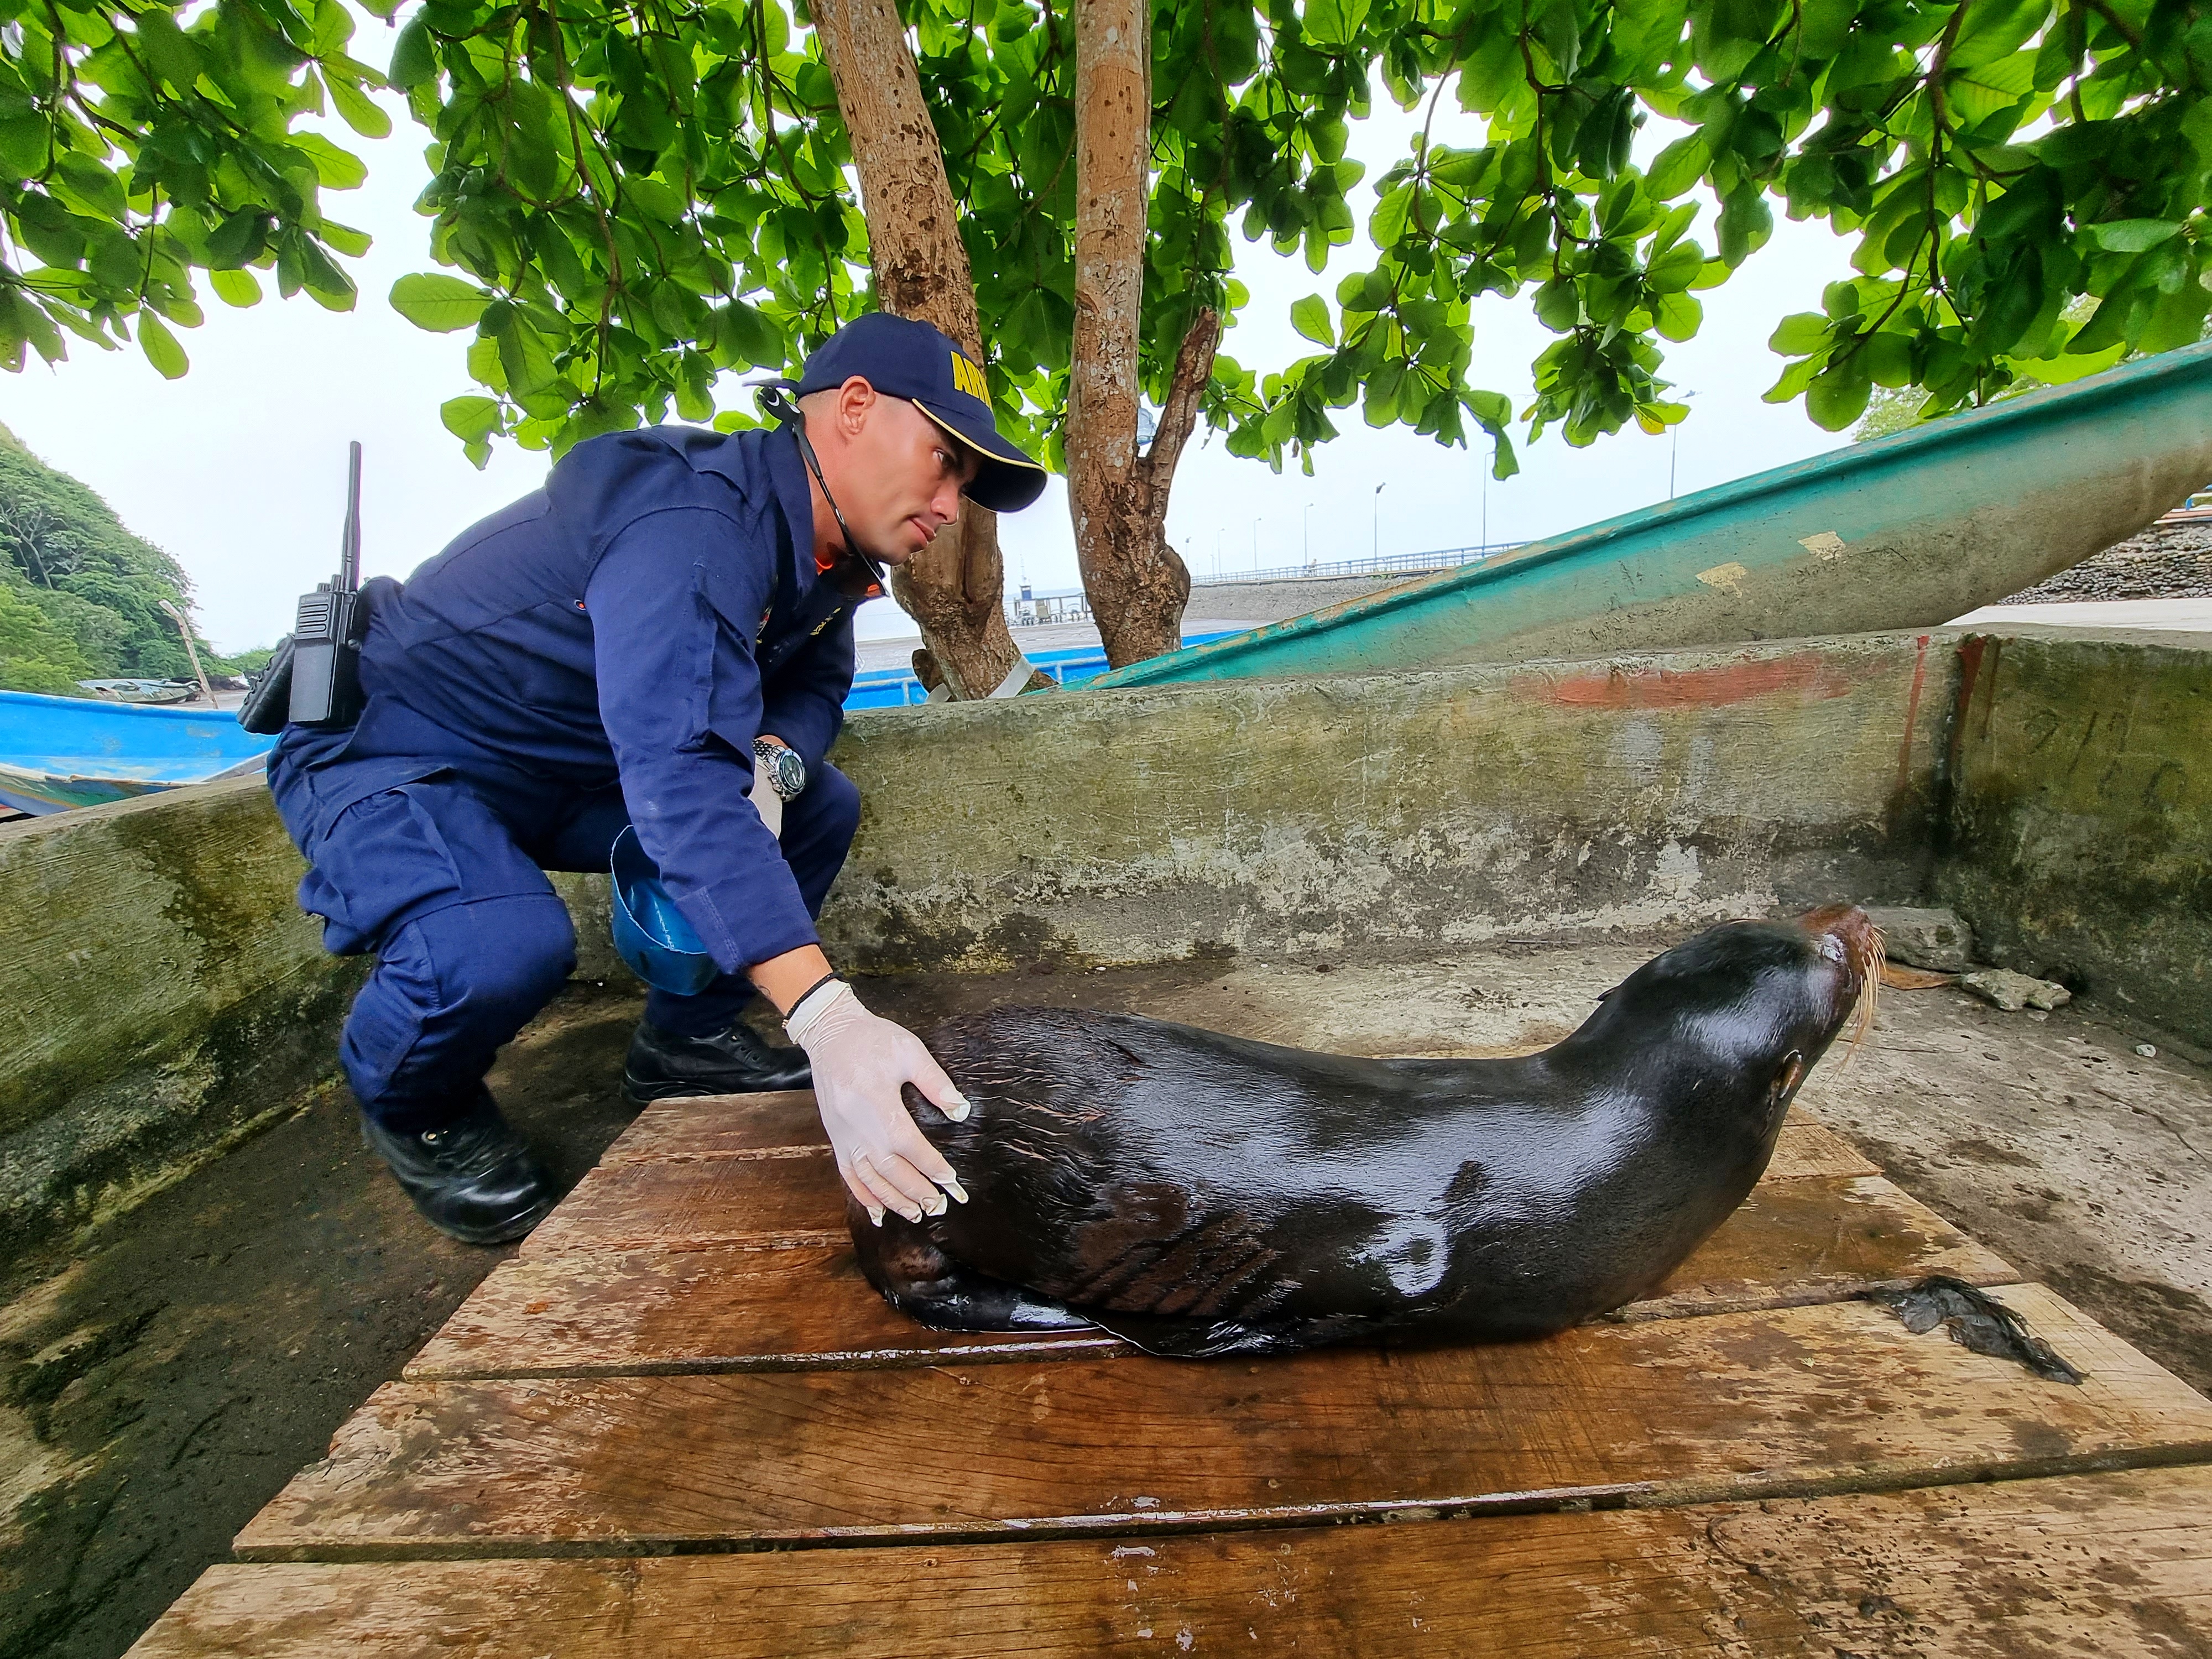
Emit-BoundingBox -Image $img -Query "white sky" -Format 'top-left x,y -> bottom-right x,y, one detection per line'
0,27 -> 1856,655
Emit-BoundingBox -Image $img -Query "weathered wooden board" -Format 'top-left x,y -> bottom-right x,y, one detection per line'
238,1285 -> 2212,1560
521,1110 -> 1883,1258
517,1154 -> 847,1256
409,1245 -> 1123,1379
599,1095 -> 1878,1182
144,1465 -> 2212,1655
1624,1171 -> 2013,1322
411,1173 -> 2011,1380
599,1091 -> 822,1162
1766,1108 -> 1881,1182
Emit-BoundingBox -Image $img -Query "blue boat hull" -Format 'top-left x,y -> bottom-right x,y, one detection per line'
0,690 -> 277,816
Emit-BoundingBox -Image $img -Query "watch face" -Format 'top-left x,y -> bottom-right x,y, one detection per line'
761,744 -> 806,799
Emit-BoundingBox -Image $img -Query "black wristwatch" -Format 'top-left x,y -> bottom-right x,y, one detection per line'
753,738 -> 807,801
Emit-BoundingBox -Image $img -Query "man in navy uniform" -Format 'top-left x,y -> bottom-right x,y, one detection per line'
270,312 -> 1047,1244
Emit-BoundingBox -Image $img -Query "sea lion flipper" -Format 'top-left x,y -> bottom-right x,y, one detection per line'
849,1199 -> 1096,1334
1082,1309 -> 1307,1359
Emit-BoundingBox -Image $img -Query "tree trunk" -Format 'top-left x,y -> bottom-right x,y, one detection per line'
1066,0 -> 1215,669
809,0 -> 1045,699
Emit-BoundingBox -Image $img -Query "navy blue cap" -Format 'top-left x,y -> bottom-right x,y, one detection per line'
796,312 -> 1048,513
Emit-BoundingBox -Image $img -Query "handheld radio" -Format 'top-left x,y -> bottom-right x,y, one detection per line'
238,442 -> 370,734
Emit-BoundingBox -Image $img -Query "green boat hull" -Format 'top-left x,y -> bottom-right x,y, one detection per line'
1094,340 -> 2212,690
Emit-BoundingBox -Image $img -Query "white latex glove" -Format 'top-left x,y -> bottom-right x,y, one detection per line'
750,752 -> 785,840
785,979 -> 971,1225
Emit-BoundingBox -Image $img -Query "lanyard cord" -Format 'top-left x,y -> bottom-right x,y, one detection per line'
756,385 -> 888,596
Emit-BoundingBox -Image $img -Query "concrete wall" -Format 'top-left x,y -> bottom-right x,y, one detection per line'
823,632 -> 1955,972
1936,632 -> 2211,1048
6,624 -> 2200,1261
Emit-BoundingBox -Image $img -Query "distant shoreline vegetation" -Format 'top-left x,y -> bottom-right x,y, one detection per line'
0,420 -> 257,697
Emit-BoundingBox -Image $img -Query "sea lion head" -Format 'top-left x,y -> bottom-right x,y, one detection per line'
1568,904 -> 1882,1133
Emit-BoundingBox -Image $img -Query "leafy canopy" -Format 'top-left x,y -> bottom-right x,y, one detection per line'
1,0 -> 2207,484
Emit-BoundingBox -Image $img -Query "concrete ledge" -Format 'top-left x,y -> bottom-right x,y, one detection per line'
821,632 -> 1958,971
0,779 -> 362,1265
1937,631 -> 2211,1048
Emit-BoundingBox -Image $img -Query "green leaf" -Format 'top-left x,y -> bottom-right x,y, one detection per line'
1370,180 -> 1416,248
388,15 -> 439,90
1290,294 -> 1334,347
1645,240 -> 1704,292
1861,331 -> 1914,387
714,300 -> 783,370
390,272 -> 488,332
209,268 -> 262,307
1805,359 -> 1872,430
1652,290 -> 1702,342
2089,219 -> 2182,253
1718,184 -> 1773,267
136,310 -> 188,380
291,133 -> 368,190
1532,278 -> 1581,331
1302,0 -> 1370,51
328,75 -> 394,140
441,394 -> 502,445
1770,311 -> 1832,355
1361,359 -> 1405,426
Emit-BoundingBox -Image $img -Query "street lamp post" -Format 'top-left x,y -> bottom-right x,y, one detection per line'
1303,502 -> 1314,568
1669,389 -> 1699,500
1372,482 -> 1387,561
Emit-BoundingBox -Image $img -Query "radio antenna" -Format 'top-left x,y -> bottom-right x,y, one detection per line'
339,441 -> 363,590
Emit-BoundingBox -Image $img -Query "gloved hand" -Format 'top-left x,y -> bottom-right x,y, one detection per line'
750,751 -> 785,840
785,979 -> 971,1225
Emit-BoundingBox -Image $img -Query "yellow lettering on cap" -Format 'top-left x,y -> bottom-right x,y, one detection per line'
950,350 -> 989,400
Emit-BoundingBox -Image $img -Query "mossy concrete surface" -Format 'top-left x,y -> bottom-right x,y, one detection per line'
823,631 -> 1957,972
1938,632 -> 2212,1048
0,780 -> 359,1269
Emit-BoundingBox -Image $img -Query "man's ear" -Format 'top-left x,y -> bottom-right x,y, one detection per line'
834,375 -> 877,436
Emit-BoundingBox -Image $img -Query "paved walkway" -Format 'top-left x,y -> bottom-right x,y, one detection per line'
1950,596 -> 2212,634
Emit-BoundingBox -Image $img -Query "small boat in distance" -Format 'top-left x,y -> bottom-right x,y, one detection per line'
74,679 -> 200,706
0,690 -> 276,817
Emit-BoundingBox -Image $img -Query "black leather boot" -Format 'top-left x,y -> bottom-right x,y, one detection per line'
359,1087 -> 556,1245
622,1018 -> 813,1103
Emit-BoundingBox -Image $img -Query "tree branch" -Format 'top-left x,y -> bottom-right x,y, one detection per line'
1140,304 -> 1219,499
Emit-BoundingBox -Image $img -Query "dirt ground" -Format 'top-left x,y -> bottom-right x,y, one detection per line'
3,935 -> 2208,1659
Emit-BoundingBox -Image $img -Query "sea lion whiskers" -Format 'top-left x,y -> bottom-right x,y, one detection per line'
1797,902 -> 1883,1062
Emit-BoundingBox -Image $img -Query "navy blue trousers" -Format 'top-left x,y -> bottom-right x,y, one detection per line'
272,749 -> 859,1134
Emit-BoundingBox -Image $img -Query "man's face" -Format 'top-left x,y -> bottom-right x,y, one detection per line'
819,382 -> 982,564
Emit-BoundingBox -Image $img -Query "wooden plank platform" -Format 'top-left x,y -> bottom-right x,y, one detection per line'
129,1088 -> 2212,1653
418,1170 -> 2008,1378
232,1282 -> 2212,1559
129,1465 -> 2212,1656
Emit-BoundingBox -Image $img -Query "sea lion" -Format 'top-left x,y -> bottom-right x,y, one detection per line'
852,904 -> 1882,1358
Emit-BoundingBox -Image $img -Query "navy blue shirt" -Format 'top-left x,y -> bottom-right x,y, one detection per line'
294,424 -> 858,975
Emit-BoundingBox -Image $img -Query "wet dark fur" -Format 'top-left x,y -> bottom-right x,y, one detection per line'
853,912 -> 1876,1358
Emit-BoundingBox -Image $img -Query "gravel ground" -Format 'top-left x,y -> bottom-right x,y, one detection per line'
2000,520 -> 2212,603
